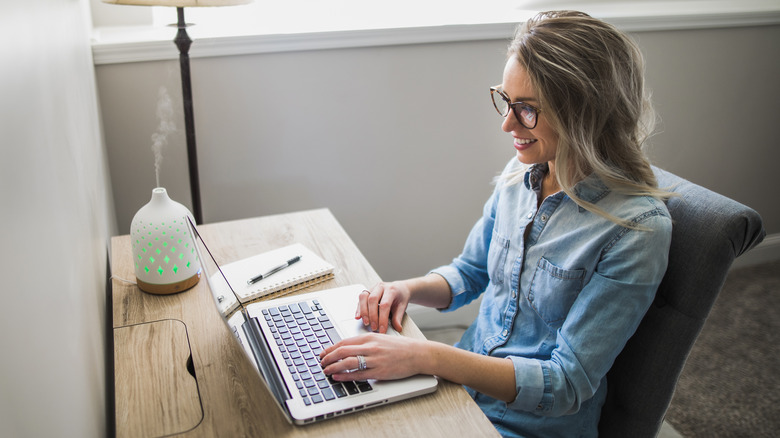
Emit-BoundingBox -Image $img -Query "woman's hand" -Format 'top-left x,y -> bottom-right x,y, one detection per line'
319,332 -> 430,381
356,281 -> 413,334
319,330 -> 518,403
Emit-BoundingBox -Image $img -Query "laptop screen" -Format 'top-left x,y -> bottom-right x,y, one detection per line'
185,217 -> 294,418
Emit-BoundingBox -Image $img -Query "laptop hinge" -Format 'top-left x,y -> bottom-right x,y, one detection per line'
242,317 -> 292,406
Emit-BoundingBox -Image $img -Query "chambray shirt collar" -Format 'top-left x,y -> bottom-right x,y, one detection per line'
523,163 -> 548,192
523,163 -> 610,210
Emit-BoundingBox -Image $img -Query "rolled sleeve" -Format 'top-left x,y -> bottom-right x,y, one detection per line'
428,265 -> 470,311
507,356 -> 546,412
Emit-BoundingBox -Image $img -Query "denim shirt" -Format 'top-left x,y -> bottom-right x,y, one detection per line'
431,158 -> 672,438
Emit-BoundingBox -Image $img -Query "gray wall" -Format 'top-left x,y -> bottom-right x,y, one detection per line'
0,1 -> 115,436
96,23 -> 780,282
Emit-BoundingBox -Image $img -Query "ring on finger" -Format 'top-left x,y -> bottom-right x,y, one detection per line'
357,354 -> 367,371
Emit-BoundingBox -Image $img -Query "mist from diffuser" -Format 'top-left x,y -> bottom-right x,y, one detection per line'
131,188 -> 201,294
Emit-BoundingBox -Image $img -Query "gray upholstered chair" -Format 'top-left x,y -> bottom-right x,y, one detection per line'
598,167 -> 766,437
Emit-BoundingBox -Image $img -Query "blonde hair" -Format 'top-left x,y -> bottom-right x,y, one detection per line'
505,11 -> 671,227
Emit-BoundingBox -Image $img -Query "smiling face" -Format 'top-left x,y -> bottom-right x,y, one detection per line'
500,58 -> 559,168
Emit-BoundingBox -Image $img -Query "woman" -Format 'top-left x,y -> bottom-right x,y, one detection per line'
320,11 -> 673,437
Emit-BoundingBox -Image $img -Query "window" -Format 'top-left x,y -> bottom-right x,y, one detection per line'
150,0 -> 533,36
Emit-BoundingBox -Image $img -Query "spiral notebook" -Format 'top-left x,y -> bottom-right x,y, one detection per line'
210,243 -> 335,314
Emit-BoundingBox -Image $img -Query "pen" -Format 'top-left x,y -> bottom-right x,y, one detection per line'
247,255 -> 301,285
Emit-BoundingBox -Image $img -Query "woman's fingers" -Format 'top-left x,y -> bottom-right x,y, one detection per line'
319,333 -> 426,381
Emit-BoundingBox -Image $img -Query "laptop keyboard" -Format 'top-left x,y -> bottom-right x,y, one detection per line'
261,299 -> 373,406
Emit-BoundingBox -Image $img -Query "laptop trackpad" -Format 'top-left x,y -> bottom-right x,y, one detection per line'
338,318 -> 400,339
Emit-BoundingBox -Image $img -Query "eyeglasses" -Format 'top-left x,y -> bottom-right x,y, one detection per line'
490,86 -> 542,130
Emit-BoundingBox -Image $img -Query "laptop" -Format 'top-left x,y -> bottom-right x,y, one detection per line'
185,217 -> 438,425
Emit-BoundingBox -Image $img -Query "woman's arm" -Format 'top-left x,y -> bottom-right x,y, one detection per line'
319,334 -> 517,403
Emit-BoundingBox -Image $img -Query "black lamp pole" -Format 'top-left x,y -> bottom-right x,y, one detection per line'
173,7 -> 203,224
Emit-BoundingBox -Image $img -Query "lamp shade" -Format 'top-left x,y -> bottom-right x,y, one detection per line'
130,188 -> 201,295
102,0 -> 251,6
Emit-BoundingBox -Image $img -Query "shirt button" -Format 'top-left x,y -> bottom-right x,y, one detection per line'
511,289 -> 516,298
502,329 -> 509,337
526,212 -> 534,219
540,214 -> 549,222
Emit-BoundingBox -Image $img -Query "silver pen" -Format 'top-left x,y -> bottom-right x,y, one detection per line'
247,255 -> 301,285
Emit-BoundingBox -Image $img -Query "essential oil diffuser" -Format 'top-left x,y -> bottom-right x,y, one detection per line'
130,188 -> 201,294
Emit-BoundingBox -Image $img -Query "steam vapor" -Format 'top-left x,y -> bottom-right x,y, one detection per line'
152,86 -> 176,188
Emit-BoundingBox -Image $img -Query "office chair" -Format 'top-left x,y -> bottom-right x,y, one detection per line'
598,167 -> 766,437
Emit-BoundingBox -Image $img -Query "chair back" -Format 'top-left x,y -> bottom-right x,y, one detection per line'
598,167 -> 766,436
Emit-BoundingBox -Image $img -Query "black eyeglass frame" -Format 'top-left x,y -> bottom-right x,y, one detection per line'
489,86 -> 542,130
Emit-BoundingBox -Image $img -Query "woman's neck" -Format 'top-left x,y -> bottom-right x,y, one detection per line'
541,160 -> 561,200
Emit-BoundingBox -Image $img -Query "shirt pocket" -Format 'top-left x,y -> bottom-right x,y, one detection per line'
488,231 -> 510,285
527,257 -> 586,326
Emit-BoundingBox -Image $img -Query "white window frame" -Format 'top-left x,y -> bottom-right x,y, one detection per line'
92,0 -> 780,65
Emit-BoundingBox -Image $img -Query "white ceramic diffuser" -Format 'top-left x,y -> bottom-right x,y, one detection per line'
130,188 -> 201,294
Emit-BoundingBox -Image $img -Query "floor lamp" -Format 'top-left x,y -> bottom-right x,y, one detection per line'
102,0 -> 251,224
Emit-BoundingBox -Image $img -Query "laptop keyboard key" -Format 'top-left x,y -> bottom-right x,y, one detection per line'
357,381 -> 373,392
343,381 -> 359,395
333,384 -> 347,398
322,387 -> 335,400
324,327 -> 341,344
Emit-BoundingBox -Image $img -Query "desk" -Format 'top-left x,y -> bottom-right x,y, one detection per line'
112,209 -> 498,438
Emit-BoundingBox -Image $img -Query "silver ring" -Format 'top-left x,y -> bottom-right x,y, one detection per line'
357,354 -> 367,371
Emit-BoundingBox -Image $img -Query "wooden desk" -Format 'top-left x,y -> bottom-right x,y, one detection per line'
112,209 -> 498,438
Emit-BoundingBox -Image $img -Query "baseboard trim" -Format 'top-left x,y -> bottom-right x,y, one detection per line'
732,232 -> 780,269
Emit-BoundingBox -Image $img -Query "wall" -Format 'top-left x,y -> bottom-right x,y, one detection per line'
95,22 -> 780,287
0,1 -> 115,437
638,25 -> 780,237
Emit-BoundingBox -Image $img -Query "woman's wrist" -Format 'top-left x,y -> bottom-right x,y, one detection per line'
415,338 -> 444,377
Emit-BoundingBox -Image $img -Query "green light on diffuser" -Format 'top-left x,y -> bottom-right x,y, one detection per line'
149,256 -> 155,263
158,266 -> 164,276
144,266 -> 150,273
173,265 -> 179,274
164,256 -> 170,264
155,248 -> 161,255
